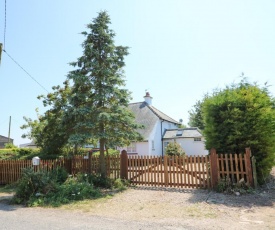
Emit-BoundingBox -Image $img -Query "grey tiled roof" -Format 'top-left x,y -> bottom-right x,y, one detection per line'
128,102 -> 180,140
19,140 -> 37,148
148,105 -> 180,125
163,128 -> 203,139
0,135 -> 13,141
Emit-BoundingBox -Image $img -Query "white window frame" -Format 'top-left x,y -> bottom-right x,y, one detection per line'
127,142 -> 137,153
194,137 -> 202,142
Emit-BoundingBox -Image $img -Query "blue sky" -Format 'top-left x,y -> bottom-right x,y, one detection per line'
1,0 -> 275,145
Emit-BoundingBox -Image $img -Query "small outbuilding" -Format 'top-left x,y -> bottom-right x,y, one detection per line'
162,128 -> 209,156
0,135 -> 14,149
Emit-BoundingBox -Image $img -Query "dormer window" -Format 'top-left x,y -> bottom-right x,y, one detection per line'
176,130 -> 183,136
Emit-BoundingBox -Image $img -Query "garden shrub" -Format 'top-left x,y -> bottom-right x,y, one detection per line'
12,169 -> 104,207
12,168 -> 58,205
165,141 -> 185,156
46,177 -> 101,207
50,167 -> 68,184
77,173 -> 113,188
113,178 -> 129,191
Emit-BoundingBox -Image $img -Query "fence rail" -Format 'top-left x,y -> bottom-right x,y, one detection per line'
210,148 -> 254,188
127,154 -> 211,188
0,148 -> 255,189
70,155 -> 120,179
0,159 -> 66,184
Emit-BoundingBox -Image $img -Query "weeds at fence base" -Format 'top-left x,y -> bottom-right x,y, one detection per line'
216,177 -> 254,194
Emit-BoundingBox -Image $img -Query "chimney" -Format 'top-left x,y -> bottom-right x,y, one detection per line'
144,92 -> 153,105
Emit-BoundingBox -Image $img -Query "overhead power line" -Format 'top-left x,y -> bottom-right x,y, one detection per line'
0,0 -> 6,64
1,0 -> 49,93
3,50 -> 49,93
4,0 -> 7,48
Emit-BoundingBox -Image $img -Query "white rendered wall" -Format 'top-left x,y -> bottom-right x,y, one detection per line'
136,142 -> 149,156
149,120 -> 179,156
118,142 -> 148,156
163,138 -> 209,156
118,121 -> 179,156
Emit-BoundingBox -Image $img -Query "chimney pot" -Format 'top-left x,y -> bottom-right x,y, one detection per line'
144,92 -> 153,105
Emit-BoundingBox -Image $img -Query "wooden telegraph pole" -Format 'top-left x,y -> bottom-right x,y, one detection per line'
8,116 -> 11,143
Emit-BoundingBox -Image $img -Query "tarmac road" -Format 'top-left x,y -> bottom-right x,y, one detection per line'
0,201 -> 192,230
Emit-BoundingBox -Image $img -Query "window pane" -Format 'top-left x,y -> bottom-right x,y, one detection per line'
127,142 -> 136,152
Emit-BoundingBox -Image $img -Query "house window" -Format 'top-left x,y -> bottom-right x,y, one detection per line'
127,142 -> 136,153
176,130 -> 183,136
152,140 -> 155,150
194,137 -> 201,141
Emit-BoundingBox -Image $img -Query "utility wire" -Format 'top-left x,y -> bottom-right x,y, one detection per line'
2,0 -> 49,93
3,49 -> 49,93
0,0 -> 6,64
4,0 -> 7,48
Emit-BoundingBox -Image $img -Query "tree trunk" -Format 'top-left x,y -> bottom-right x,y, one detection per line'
74,144 -> 78,155
99,138 -> 106,178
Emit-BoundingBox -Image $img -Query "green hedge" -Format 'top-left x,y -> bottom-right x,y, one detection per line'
0,148 -> 41,160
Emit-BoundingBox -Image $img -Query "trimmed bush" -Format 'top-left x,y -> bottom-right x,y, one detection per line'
165,141 -> 185,156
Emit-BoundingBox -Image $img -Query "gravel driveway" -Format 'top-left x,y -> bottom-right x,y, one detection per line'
1,168 -> 274,230
0,184 -> 274,230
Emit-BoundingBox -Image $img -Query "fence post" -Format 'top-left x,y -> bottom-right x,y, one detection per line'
245,148 -> 254,187
120,150 -> 128,180
164,155 -> 169,186
88,151 -> 92,175
64,158 -> 72,174
210,148 -> 218,189
251,156 -> 258,188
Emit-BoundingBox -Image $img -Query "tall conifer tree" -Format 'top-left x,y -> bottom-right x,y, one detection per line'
67,11 -> 142,177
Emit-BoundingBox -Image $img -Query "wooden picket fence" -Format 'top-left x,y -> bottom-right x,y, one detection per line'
121,148 -> 255,189
0,158 -> 67,184
0,148 -> 256,189
125,154 -> 211,188
69,155 -> 120,179
0,155 -> 121,185
211,148 -> 255,187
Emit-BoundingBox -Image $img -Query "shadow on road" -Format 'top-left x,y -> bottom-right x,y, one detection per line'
0,198 -> 25,212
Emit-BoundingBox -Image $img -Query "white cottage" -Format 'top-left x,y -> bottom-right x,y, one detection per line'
119,92 -> 180,156
162,128 -> 209,156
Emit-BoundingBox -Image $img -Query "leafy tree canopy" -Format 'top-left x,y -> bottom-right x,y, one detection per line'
188,99 -> 205,130
21,81 -> 73,155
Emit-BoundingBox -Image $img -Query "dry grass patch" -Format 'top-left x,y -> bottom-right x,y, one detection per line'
59,188 -> 219,220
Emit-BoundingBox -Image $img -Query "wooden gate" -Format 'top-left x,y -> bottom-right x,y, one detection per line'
127,155 -> 211,189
